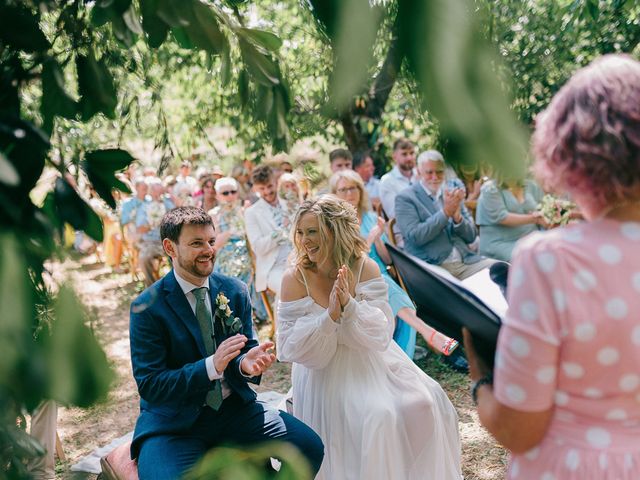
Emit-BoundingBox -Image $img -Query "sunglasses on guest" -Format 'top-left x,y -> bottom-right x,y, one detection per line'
219,190 -> 238,196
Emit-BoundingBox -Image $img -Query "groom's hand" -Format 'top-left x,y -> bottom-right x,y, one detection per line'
213,334 -> 247,374
240,342 -> 276,376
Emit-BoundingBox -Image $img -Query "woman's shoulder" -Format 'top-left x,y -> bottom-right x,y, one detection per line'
479,179 -> 500,195
357,257 -> 382,283
280,267 -> 310,302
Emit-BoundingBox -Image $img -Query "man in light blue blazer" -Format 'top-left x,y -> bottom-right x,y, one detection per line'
130,207 -> 323,479
395,150 -> 494,280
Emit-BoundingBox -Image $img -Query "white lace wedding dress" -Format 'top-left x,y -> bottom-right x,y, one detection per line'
277,271 -> 462,480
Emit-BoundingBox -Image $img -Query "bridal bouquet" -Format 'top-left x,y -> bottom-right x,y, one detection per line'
537,194 -> 576,227
215,293 -> 243,335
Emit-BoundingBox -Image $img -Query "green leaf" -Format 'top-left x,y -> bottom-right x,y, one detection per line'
140,0 -> 170,47
156,0 -> 190,28
186,1 -> 228,55
0,151 -> 19,186
327,0 -> 382,111
40,191 -> 63,235
238,69 -> 250,109
239,38 -> 280,85
46,285 -> 113,407
111,14 -> 137,46
77,51 -> 118,121
256,85 -> 274,120
123,6 -> 143,35
53,178 -> 104,242
0,4 -> 51,53
240,27 -> 283,52
41,59 -> 78,135
220,44 -> 232,86
82,149 -> 134,209
0,117 -> 49,197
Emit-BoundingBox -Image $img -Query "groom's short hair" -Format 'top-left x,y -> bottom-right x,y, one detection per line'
160,207 -> 213,243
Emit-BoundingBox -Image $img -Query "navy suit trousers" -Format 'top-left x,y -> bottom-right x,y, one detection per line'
136,393 -> 324,479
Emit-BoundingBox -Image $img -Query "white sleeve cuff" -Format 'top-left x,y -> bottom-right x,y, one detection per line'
205,355 -> 223,381
237,354 -> 255,378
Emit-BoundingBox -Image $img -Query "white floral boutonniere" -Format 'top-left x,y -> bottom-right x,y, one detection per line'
215,293 -> 243,335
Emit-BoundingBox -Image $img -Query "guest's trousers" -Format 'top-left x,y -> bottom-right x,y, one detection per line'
28,400 -> 58,480
440,258 -> 496,280
137,394 -> 324,480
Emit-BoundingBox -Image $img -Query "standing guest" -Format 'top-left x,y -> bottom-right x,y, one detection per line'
395,150 -> 494,280
210,165 -> 225,181
136,180 -> 175,286
197,176 -> 217,212
280,160 -> 294,174
353,150 -> 381,211
130,207 -> 324,480
244,165 -> 292,302
476,177 -> 547,262
464,54 -> 640,480
232,164 -> 256,204
331,170 -> 459,358
379,138 -> 418,219
277,196 -> 462,480
329,148 -> 353,173
175,160 -> 198,194
277,173 -> 302,229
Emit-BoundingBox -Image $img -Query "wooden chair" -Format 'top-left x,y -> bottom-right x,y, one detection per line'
55,432 -> 65,462
385,218 -> 409,293
121,225 -> 141,282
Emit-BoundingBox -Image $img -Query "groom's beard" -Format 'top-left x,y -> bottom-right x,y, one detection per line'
178,252 -> 215,280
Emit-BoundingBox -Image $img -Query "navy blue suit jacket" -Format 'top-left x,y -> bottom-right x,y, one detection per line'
395,182 -> 481,265
129,270 -> 260,459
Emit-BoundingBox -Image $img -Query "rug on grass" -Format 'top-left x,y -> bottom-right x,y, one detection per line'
69,391 -> 287,474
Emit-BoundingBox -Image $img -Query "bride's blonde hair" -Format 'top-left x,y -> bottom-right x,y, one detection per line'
292,195 -> 368,276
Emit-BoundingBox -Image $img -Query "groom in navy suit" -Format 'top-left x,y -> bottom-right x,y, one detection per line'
129,207 -> 324,479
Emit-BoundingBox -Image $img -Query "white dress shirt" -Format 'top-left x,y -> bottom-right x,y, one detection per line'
174,271 -> 235,398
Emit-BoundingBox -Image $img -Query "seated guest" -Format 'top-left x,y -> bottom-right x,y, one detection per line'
136,180 -> 174,286
395,150 -> 494,280
244,165 -> 292,302
130,207 -> 323,480
121,178 -> 148,233
476,177 -> 547,262
197,176 -> 217,212
331,170 -> 459,358
464,53 -> 640,480
353,150 -> 381,211
208,177 -> 251,286
379,138 -> 418,244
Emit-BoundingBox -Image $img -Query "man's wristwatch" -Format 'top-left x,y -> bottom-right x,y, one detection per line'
471,372 -> 493,406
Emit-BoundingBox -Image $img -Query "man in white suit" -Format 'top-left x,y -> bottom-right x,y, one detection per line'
244,165 -> 292,300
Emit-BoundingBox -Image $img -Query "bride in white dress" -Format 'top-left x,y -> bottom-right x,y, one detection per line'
277,196 -> 462,480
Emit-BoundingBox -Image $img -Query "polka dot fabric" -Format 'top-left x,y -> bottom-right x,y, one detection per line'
494,219 -> 640,479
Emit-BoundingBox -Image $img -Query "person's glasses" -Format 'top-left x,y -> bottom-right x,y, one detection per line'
220,190 -> 238,196
337,186 -> 359,194
423,169 -> 445,177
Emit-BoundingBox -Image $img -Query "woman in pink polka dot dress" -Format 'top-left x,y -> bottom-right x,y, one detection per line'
464,54 -> 640,479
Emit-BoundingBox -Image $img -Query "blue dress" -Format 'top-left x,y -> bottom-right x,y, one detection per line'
360,211 -> 417,359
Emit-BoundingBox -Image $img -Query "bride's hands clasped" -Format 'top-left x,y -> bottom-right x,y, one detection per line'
328,265 -> 351,322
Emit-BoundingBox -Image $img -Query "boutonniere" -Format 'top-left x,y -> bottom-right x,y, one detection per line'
215,293 -> 243,335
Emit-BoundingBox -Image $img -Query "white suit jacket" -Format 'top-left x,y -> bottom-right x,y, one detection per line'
244,198 -> 289,292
